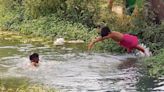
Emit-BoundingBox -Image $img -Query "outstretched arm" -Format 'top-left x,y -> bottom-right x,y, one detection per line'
88,36 -> 109,50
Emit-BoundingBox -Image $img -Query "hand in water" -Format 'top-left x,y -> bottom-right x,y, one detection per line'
88,43 -> 93,50
88,39 -> 96,50
87,43 -> 94,55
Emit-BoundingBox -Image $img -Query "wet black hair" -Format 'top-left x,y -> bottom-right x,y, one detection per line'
100,26 -> 111,37
29,53 -> 39,60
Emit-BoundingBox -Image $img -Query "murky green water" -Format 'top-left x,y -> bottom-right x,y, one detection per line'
0,38 -> 163,92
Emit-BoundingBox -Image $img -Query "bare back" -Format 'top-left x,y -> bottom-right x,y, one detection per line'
108,31 -> 124,42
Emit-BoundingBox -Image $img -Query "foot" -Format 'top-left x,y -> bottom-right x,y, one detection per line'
144,48 -> 152,57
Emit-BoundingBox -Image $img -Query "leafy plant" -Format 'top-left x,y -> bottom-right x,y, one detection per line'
144,49 -> 164,77
0,77 -> 56,92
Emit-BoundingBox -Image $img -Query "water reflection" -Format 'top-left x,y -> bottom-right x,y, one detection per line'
118,58 -> 137,69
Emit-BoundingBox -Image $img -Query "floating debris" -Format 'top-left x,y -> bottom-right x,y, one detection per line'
53,38 -> 65,45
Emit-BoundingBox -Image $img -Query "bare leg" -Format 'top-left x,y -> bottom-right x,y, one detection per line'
134,45 -> 145,54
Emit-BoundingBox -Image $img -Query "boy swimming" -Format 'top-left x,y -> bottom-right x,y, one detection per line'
29,53 -> 39,67
88,25 -> 148,56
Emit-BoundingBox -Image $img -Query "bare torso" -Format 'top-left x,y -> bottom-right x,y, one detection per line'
108,31 -> 124,42
31,62 -> 39,67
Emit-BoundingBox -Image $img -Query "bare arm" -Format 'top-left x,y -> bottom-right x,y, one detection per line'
88,36 -> 110,50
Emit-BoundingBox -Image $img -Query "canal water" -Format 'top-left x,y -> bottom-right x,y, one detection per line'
0,38 -> 163,92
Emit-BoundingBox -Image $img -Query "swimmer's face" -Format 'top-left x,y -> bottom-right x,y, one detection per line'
31,57 -> 39,63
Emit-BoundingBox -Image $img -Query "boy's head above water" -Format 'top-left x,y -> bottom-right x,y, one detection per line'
96,25 -> 111,37
29,53 -> 39,63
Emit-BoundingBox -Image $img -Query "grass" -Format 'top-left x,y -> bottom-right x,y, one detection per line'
144,49 -> 164,77
0,30 -> 51,46
0,77 -> 57,92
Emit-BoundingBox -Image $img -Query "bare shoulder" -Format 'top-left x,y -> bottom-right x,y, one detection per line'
111,31 -> 124,36
31,62 -> 39,67
112,31 -> 123,34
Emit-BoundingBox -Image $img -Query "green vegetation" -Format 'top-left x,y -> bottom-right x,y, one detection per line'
0,0 -> 99,41
144,49 -> 164,77
140,23 -> 164,54
0,77 -> 29,92
0,77 -> 56,92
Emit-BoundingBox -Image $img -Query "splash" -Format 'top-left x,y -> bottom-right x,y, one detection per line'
135,43 -> 152,57
12,53 -> 140,92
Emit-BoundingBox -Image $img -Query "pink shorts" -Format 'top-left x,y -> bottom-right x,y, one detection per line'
119,34 -> 138,50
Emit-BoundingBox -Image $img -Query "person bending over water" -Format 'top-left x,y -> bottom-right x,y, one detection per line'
29,53 -> 39,68
88,25 -> 149,56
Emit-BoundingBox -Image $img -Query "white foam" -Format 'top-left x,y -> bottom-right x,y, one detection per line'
135,43 -> 152,57
154,86 -> 164,90
0,46 -> 17,49
158,81 -> 164,86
